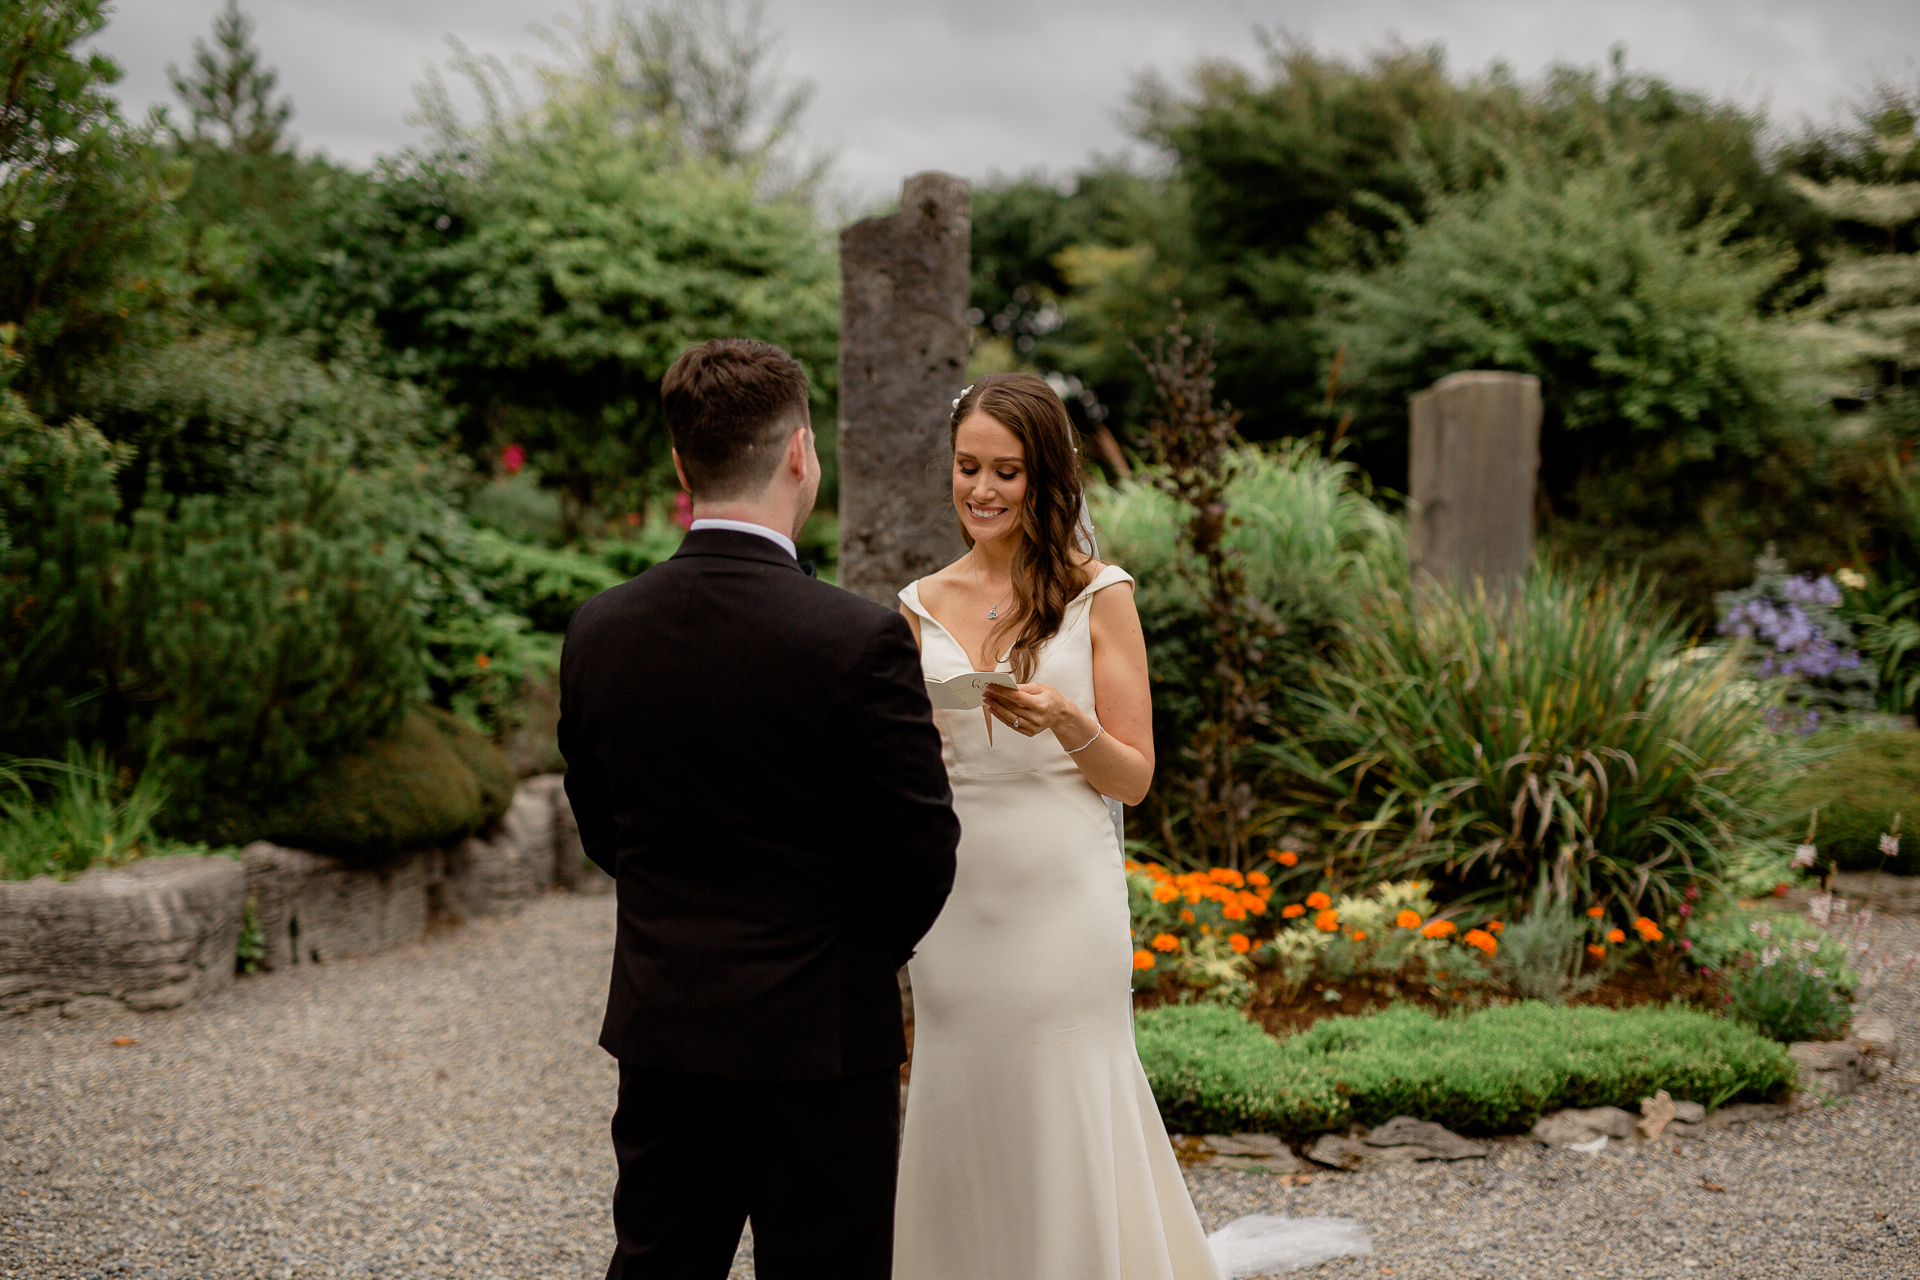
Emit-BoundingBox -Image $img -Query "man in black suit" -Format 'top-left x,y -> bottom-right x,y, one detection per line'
559,338 -> 960,1280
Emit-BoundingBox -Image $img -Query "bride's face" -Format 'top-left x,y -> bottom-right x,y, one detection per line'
952,411 -> 1027,548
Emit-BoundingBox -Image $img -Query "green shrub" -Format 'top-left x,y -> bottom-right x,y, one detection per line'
191,706 -> 515,857
1778,730 -> 1920,875
1722,954 -> 1851,1044
1095,441 -> 1398,858
130,466 -> 422,836
1493,881 -> 1606,1005
1272,563 -> 1794,917
1135,1001 -> 1796,1138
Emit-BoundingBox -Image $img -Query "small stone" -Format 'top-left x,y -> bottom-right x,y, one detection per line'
1530,1113 -> 1599,1146
1849,1012 -> 1900,1067
1565,1106 -> 1637,1138
1671,1100 -> 1706,1125
1636,1090 -> 1677,1141
1790,1041 -> 1865,1096
1202,1133 -> 1285,1158
1364,1116 -> 1486,1159
1305,1134 -> 1368,1170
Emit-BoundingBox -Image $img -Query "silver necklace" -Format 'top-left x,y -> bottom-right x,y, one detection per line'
972,558 -> 1013,620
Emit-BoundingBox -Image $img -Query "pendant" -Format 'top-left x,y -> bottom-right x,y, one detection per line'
988,608 -> 998,619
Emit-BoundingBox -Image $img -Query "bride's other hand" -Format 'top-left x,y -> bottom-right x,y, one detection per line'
982,682 -> 1081,738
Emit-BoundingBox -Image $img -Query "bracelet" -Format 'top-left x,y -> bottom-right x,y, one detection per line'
1065,724 -> 1105,754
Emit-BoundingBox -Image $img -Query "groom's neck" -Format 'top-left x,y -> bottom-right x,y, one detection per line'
690,493 -> 801,543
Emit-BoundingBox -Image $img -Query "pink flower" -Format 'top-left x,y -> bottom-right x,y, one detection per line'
1678,903 -> 1693,917
1685,885 -> 1700,901
1880,833 -> 1901,858
1680,939 -> 1692,950
1791,844 -> 1817,870
502,443 -> 527,474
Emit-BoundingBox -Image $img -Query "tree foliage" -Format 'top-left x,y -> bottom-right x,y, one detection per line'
166,0 -> 292,155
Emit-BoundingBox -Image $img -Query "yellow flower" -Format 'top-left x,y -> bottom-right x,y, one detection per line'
1133,949 -> 1156,970
1395,910 -> 1422,930
1306,891 -> 1332,911
1150,933 -> 1180,953
1228,933 -> 1251,954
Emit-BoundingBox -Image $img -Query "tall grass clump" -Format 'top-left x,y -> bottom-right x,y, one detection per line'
1272,564 -> 1791,918
0,747 -> 176,881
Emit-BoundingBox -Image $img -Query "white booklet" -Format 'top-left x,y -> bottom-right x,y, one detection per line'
924,670 -> 1018,710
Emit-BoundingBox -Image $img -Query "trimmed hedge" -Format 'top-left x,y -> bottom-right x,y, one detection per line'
1135,1002 -> 1796,1139
189,706 -> 516,859
1779,730 -> 1920,876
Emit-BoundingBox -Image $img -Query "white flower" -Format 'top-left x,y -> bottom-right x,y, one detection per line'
1791,844 -> 1817,869
1881,833 -> 1900,858
1808,894 -> 1834,926
1837,567 -> 1867,590
1761,944 -> 1783,968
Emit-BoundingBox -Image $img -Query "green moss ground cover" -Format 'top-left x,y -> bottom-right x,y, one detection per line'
1135,1001 -> 1796,1139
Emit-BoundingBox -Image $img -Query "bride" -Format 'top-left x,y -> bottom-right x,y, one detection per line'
892,373 -> 1221,1279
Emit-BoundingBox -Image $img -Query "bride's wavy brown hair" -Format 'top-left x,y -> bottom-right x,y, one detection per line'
950,373 -> 1088,682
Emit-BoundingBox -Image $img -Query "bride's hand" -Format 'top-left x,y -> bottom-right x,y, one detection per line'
982,682 -> 1085,739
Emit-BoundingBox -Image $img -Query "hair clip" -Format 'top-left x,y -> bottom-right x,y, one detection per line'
951,382 -> 976,411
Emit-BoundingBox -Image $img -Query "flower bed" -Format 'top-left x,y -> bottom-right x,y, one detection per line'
1134,1001 -> 1797,1139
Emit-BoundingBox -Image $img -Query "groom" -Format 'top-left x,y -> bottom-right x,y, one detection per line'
558,338 -> 960,1279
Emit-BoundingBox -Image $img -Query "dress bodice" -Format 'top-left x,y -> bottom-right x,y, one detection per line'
898,564 -> 1134,787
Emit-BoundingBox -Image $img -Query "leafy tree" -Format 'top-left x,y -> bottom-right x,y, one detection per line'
166,0 -> 292,155
0,0 -> 179,408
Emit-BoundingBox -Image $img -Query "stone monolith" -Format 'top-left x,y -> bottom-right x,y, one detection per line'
837,172 -> 971,606
1408,370 -> 1542,587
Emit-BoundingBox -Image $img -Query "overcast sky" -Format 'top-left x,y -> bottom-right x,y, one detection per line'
95,0 -> 1919,206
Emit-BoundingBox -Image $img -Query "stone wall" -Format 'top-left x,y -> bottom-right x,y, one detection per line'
2,774 -> 607,1014
0,855 -> 246,1016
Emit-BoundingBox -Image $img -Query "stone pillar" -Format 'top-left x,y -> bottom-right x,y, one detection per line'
1408,371 -> 1541,587
837,172 -> 972,606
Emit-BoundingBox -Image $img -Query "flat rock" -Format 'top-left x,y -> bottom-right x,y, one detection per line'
1698,1101 -> 1790,1130
1534,1106 -> 1636,1143
1671,1100 -> 1706,1125
1850,1012 -> 1900,1069
1364,1116 -> 1486,1159
1305,1134 -> 1368,1170
1203,1133 -> 1286,1158
1790,1041 -> 1867,1096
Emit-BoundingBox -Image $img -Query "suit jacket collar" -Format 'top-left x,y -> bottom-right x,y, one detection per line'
672,527 -> 807,573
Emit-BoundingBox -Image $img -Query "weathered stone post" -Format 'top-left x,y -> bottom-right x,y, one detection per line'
1407,371 -> 1542,587
837,172 -> 972,606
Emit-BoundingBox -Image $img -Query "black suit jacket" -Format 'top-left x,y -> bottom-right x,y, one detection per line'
558,529 -> 959,1080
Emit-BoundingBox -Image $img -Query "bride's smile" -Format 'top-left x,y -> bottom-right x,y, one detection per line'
951,411 -> 1028,546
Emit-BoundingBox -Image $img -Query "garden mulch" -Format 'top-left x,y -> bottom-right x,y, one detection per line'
3,895 -> 1916,1280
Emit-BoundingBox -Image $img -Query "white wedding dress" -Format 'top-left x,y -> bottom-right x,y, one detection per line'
893,565 -> 1372,1279
893,566 -> 1222,1280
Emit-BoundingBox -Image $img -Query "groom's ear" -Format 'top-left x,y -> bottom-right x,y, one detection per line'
672,448 -> 693,494
784,421 -> 812,479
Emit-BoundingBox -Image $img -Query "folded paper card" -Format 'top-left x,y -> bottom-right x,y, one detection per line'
924,670 -> 1018,710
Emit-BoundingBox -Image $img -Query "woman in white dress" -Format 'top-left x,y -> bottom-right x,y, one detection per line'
893,373 -> 1222,1280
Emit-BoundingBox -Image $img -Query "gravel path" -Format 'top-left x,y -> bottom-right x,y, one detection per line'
4,897 -> 1916,1280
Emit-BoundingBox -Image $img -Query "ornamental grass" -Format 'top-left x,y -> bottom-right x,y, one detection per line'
1269,563 -> 1797,920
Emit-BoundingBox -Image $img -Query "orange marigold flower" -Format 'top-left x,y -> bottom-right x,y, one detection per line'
1314,909 -> 1340,932
1281,903 -> 1307,919
1277,851 -> 1300,867
1208,868 -> 1246,887
1586,906 -> 1605,918
1179,909 -> 1196,924
1463,928 -> 1497,956
1183,887 -> 1204,904
1421,920 -> 1457,939
1223,904 -> 1248,921
1228,933 -> 1252,954
1634,918 -> 1663,941
1152,883 -> 1179,903
1150,933 -> 1180,953
1395,910 -> 1423,930
1133,949 -> 1156,970
1239,891 -> 1267,915
1351,930 -> 1369,942
1606,928 -> 1626,944
1306,891 -> 1332,911
1124,859 -> 1142,873
1587,944 -> 1607,960
1247,871 -> 1271,887
1484,921 -> 1504,934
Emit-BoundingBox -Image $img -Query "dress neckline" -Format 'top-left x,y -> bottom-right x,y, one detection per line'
901,564 -> 1132,662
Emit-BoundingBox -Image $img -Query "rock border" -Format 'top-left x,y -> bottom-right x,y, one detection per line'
1,774 -> 606,1017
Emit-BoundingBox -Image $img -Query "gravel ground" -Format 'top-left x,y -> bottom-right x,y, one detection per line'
4,897 -> 1916,1280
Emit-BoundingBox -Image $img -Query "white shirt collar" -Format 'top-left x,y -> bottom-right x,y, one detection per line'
687,518 -> 798,561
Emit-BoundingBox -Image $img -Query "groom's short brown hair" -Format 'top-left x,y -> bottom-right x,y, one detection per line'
662,339 -> 812,501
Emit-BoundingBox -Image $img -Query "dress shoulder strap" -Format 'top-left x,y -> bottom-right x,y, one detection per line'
897,578 -> 934,622
1069,563 -> 1135,610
